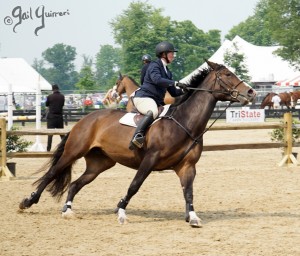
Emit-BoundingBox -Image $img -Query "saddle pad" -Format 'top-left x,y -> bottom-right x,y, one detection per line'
119,105 -> 171,127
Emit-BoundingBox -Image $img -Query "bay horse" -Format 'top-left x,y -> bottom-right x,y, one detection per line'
19,61 -> 256,228
290,91 -> 300,108
115,73 -> 175,112
260,92 -> 291,109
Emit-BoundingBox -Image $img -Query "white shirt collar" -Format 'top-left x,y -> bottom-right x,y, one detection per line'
161,58 -> 168,73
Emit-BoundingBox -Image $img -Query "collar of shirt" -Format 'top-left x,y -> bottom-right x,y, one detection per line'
161,58 -> 168,74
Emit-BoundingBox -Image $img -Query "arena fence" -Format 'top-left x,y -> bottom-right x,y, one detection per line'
0,113 -> 299,180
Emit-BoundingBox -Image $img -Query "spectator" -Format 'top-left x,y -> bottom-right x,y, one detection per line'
45,84 -> 65,151
271,94 -> 281,109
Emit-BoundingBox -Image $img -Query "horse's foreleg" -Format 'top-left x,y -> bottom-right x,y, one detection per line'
176,165 -> 202,228
62,153 -> 116,218
115,156 -> 156,224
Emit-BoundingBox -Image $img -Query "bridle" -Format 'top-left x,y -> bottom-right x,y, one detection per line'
162,68 -> 250,166
186,67 -> 247,102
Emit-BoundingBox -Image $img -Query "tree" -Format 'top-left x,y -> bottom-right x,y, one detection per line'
264,0 -> 300,70
75,65 -> 97,92
170,20 -> 221,79
110,1 -> 221,81
41,43 -> 79,90
95,45 -> 121,90
110,2 -> 171,80
226,0 -> 276,46
226,0 -> 300,70
223,42 -> 252,83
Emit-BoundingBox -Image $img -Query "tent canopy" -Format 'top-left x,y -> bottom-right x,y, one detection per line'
181,36 -> 299,84
275,74 -> 300,86
0,58 -> 52,93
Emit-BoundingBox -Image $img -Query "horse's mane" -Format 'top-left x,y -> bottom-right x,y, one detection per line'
122,75 -> 140,88
172,68 -> 211,107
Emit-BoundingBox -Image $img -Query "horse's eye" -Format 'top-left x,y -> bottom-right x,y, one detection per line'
225,73 -> 231,77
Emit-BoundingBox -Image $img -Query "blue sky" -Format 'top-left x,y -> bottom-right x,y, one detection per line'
0,0 -> 259,70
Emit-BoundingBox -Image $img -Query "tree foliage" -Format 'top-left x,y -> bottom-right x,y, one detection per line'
226,0 -> 276,46
41,43 -> 79,90
110,1 -> 221,81
75,65 -> 97,92
223,42 -> 252,83
226,0 -> 300,70
264,0 -> 300,69
95,45 -> 122,90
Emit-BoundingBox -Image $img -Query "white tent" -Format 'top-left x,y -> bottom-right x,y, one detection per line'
0,58 -> 51,151
0,58 -> 51,93
181,36 -> 299,83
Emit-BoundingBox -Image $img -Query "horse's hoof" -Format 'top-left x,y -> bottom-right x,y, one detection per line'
114,207 -> 119,214
189,219 -> 202,228
62,208 -> 75,219
188,211 -> 202,228
19,198 -> 29,210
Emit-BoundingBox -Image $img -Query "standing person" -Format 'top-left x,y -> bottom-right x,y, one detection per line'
271,94 -> 281,109
45,84 -> 65,151
140,54 -> 152,84
129,41 -> 187,150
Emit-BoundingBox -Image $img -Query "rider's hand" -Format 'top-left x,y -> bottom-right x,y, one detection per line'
175,81 -> 188,92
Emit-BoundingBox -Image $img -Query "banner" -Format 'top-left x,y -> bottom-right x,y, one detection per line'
226,107 -> 265,123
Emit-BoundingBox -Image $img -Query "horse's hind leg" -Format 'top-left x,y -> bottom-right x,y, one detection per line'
62,150 -> 116,218
19,154 -> 76,210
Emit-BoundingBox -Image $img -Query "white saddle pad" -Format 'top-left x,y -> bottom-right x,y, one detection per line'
119,105 -> 171,127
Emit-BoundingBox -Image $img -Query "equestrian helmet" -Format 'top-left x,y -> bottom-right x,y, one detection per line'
155,41 -> 178,57
142,54 -> 152,62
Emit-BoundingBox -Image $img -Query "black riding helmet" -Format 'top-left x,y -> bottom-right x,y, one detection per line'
155,41 -> 178,57
142,54 -> 152,62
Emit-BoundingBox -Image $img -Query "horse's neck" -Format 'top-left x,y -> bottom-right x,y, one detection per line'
124,79 -> 139,97
174,91 -> 217,135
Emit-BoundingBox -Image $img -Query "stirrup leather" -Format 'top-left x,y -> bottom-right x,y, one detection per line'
131,133 -> 144,148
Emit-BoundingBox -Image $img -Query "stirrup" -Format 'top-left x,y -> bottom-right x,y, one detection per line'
131,133 -> 144,149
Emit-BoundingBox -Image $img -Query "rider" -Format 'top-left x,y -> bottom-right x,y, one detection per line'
129,41 -> 187,150
140,54 -> 152,84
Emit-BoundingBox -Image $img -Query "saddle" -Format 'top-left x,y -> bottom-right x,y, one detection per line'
119,105 -> 171,127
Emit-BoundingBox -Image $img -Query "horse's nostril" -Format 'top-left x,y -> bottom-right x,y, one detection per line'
248,89 -> 256,96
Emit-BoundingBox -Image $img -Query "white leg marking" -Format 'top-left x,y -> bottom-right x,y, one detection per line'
117,208 -> 128,224
189,211 -> 202,228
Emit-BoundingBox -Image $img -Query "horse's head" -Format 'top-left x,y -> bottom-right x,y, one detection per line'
115,73 -> 140,97
205,60 -> 256,105
115,73 -> 126,96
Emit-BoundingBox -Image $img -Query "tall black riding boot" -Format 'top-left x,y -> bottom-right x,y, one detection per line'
129,111 -> 154,150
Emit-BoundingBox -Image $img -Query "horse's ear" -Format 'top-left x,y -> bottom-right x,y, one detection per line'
205,59 -> 219,70
118,72 -> 122,79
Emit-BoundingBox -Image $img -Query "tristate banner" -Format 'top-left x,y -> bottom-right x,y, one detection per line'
226,107 -> 265,123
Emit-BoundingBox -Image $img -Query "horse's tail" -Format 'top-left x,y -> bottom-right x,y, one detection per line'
33,132 -> 73,201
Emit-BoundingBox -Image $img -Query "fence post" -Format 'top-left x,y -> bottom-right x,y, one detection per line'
278,112 -> 299,166
0,118 -> 14,180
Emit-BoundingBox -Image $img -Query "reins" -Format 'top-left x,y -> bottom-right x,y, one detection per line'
162,69 -> 242,164
162,101 -> 232,164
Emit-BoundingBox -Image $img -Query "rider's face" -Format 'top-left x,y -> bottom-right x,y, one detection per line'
166,51 -> 176,63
